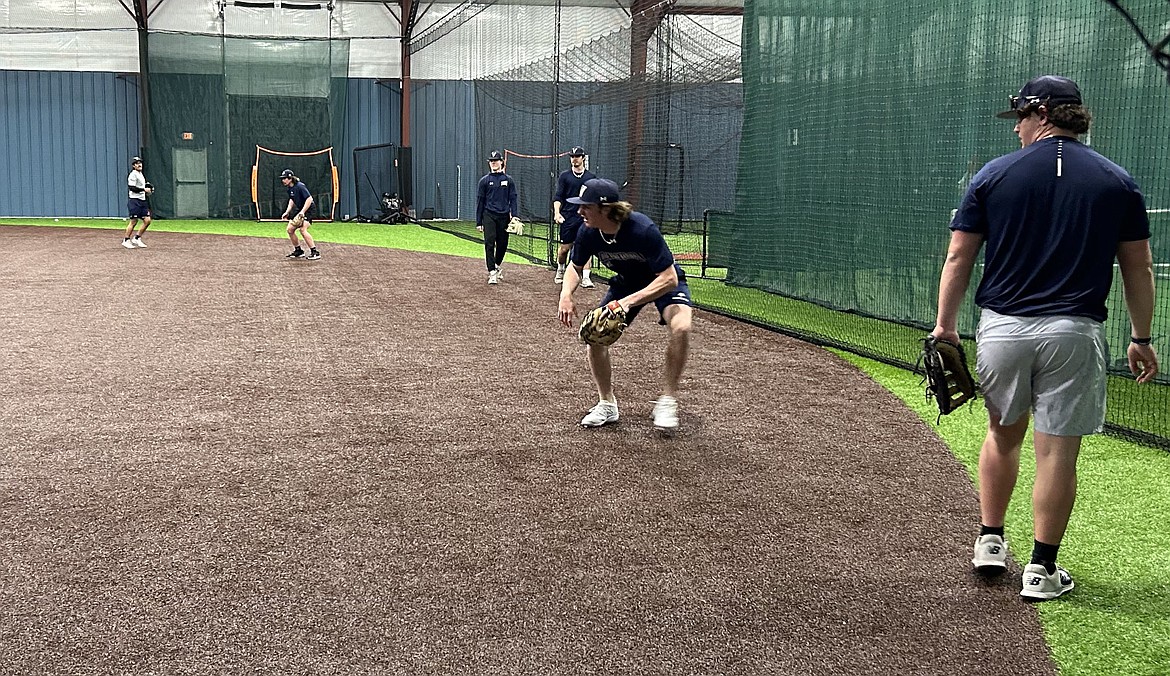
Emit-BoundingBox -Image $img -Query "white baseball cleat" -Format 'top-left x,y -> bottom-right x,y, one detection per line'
1020,564 -> 1074,602
651,396 -> 679,433
581,400 -> 619,427
971,534 -> 1008,574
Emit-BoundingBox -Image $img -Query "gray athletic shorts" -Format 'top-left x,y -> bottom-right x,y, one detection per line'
976,309 -> 1108,436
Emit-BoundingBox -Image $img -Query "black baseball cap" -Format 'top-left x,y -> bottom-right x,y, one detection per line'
280,168 -> 294,179
487,151 -> 504,161
567,178 -> 620,205
569,146 -> 587,157
996,75 -> 1083,119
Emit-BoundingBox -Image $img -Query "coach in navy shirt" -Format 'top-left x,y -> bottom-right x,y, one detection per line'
557,177 -> 694,434
933,75 -> 1158,602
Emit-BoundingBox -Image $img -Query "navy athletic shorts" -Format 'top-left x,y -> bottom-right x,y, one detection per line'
601,277 -> 692,326
127,198 -> 150,219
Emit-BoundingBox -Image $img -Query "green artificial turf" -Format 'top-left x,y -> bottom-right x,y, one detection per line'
5,217 -> 1169,675
833,352 -> 1170,676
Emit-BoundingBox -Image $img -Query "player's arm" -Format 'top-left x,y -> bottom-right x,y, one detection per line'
553,175 -> 567,223
281,198 -> 294,220
509,181 -> 519,220
300,194 -> 314,217
558,264 -> 583,327
932,230 -> 983,343
615,265 -> 678,311
476,179 -> 486,230
1116,238 -> 1159,382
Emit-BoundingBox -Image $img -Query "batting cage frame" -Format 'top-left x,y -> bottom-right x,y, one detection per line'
352,143 -> 414,224
252,145 -> 339,222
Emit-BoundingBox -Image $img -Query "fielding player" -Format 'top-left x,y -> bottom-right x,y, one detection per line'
557,178 -> 693,433
280,169 -> 321,260
552,146 -> 596,287
122,156 -> 153,249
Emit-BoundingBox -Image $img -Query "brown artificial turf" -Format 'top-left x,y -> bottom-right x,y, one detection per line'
0,226 -> 1055,675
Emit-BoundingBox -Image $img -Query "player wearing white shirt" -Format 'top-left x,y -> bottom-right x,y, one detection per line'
123,157 -> 153,249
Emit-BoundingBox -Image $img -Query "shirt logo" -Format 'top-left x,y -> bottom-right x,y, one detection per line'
501,180 -> 509,186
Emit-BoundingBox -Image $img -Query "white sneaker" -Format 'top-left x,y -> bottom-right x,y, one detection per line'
554,265 -> 565,284
651,396 -> 679,432
132,237 -> 147,248
496,264 -> 504,280
1020,563 -> 1074,602
580,400 -> 619,427
971,534 -> 1008,574
580,274 -> 595,289
488,269 -> 499,285
121,239 -> 135,249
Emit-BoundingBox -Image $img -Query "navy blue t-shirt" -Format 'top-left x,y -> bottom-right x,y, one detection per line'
952,137 -> 1149,322
571,211 -> 684,289
288,181 -> 312,212
476,171 -> 519,224
554,168 -> 596,227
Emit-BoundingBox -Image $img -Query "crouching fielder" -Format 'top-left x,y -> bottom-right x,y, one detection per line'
279,169 -> 321,260
556,177 -> 693,433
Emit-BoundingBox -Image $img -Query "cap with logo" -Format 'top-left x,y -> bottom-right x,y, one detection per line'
996,75 -> 1083,119
130,156 -> 142,165
569,146 -> 587,157
487,151 -> 504,161
280,168 -> 295,179
566,178 -> 620,205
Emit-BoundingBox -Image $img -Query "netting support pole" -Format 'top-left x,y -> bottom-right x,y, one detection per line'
627,0 -> 669,207
548,0 -> 564,268
133,0 -> 152,152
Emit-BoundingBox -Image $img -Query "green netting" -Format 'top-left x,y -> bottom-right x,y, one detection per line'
733,0 -> 1169,443
144,33 -> 348,219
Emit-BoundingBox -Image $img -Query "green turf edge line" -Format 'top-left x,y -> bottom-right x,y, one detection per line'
831,349 -> 1170,676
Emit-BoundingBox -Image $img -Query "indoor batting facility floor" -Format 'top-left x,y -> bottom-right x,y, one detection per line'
1,227 -> 1054,674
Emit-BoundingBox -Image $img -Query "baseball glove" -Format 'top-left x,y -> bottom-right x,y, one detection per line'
920,336 -> 977,420
579,300 -> 628,346
506,217 -> 524,236
289,213 -> 305,228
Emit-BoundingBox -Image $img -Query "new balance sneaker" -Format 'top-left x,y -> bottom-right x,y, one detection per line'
580,400 -> 619,427
121,239 -> 135,249
651,395 -> 679,433
131,237 -> 147,248
554,265 -> 565,284
971,534 -> 1008,575
580,274 -> 595,289
1020,563 -> 1075,602
488,269 -> 499,285
285,248 -> 305,259
306,249 -> 321,260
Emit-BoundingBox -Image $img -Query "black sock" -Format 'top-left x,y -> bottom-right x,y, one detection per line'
980,525 -> 1005,538
1031,540 -> 1060,574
